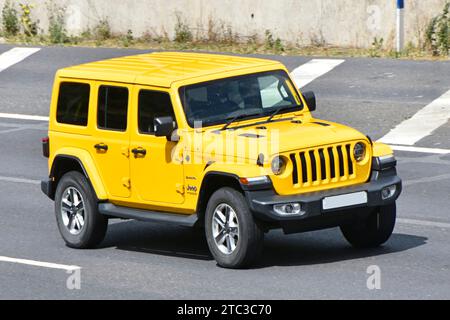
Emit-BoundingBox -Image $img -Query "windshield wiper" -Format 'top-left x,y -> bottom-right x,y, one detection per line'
266,104 -> 302,123
221,113 -> 258,130
220,105 -> 301,131
266,107 -> 284,122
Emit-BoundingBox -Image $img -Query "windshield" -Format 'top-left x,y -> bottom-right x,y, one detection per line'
179,70 -> 302,128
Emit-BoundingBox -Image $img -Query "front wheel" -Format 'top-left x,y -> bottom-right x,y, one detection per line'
340,203 -> 396,248
205,187 -> 263,268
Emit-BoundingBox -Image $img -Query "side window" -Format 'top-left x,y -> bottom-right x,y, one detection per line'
56,82 -> 90,126
97,85 -> 129,131
138,90 -> 175,134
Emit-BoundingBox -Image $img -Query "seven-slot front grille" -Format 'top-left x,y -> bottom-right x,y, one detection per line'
289,144 -> 355,186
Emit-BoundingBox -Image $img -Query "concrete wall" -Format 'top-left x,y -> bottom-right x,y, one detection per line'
0,0 -> 448,48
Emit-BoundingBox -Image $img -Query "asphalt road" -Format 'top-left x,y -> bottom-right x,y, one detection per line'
0,45 -> 449,299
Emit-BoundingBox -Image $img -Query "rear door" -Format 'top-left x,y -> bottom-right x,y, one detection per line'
90,82 -> 131,198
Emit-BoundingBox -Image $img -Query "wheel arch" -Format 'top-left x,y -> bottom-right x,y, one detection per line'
195,172 -> 243,223
49,153 -> 107,201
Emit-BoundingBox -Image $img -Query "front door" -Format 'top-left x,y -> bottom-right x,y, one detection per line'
91,83 -> 131,198
130,87 -> 184,204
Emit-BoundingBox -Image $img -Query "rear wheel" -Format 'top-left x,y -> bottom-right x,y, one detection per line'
54,171 -> 108,248
205,187 -> 263,268
340,203 -> 396,248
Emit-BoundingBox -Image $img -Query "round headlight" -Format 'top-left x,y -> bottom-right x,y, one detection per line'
353,142 -> 366,162
271,156 -> 286,175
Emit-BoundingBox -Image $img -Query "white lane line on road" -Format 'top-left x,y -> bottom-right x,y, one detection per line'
0,47 -> 41,73
290,59 -> 345,88
403,173 -> 450,186
0,176 -> 40,185
0,256 -> 80,271
398,218 -> 450,229
388,145 -> 450,154
0,113 -> 49,121
380,89 -> 450,145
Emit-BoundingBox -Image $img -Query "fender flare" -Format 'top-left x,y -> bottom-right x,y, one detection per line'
195,171 -> 242,219
50,150 -> 108,200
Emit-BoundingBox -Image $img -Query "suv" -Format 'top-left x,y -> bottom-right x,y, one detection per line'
41,52 -> 401,268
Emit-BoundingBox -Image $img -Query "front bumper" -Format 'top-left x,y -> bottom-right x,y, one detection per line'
245,168 -> 402,234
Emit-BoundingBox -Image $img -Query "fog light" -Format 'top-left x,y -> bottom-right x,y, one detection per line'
273,203 -> 305,216
381,185 -> 397,200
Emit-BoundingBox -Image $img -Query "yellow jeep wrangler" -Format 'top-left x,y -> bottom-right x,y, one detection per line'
41,52 -> 401,268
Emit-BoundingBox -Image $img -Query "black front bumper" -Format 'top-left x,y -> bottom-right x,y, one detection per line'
245,168 -> 402,234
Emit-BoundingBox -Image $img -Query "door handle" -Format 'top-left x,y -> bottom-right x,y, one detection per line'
131,147 -> 147,157
94,143 -> 108,151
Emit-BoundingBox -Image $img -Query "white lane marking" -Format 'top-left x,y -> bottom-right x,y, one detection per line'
0,176 -> 40,185
0,127 -> 31,134
291,59 -> 345,88
380,89 -> 450,145
398,218 -> 450,229
0,47 -> 41,73
0,256 -> 80,271
388,145 -> 450,154
0,113 -> 49,121
403,173 -> 450,186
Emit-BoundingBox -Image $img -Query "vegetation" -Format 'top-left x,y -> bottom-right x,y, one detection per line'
47,1 -> 68,44
19,3 -> 38,37
426,2 -> 450,56
1,0 -> 19,36
0,4 -> 448,60
93,19 -> 111,42
369,37 -> 384,58
174,13 -> 192,43
264,30 -> 284,53
121,29 -> 134,47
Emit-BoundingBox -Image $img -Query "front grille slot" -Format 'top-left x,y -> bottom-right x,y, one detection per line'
289,143 -> 356,187
327,147 -> 336,178
290,153 -> 298,185
337,146 -> 345,177
300,152 -> 308,183
318,149 -> 326,180
309,150 -> 317,181
346,144 -> 354,175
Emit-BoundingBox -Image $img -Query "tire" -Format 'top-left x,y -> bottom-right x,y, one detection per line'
205,187 -> 264,269
54,171 -> 108,249
340,203 -> 396,248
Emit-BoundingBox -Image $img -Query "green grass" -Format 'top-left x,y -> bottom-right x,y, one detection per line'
1,33 -> 448,61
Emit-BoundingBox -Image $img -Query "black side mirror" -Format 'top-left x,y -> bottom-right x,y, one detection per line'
154,116 -> 175,138
302,91 -> 316,112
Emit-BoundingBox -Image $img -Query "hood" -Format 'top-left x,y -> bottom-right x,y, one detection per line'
187,118 -> 368,161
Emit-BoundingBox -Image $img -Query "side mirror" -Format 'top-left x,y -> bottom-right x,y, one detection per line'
154,116 -> 175,138
302,91 -> 316,112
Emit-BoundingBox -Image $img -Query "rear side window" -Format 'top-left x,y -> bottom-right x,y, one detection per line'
138,90 -> 175,134
97,85 -> 129,131
56,82 -> 90,126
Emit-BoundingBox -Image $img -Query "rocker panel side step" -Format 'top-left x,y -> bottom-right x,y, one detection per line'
98,203 -> 198,227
